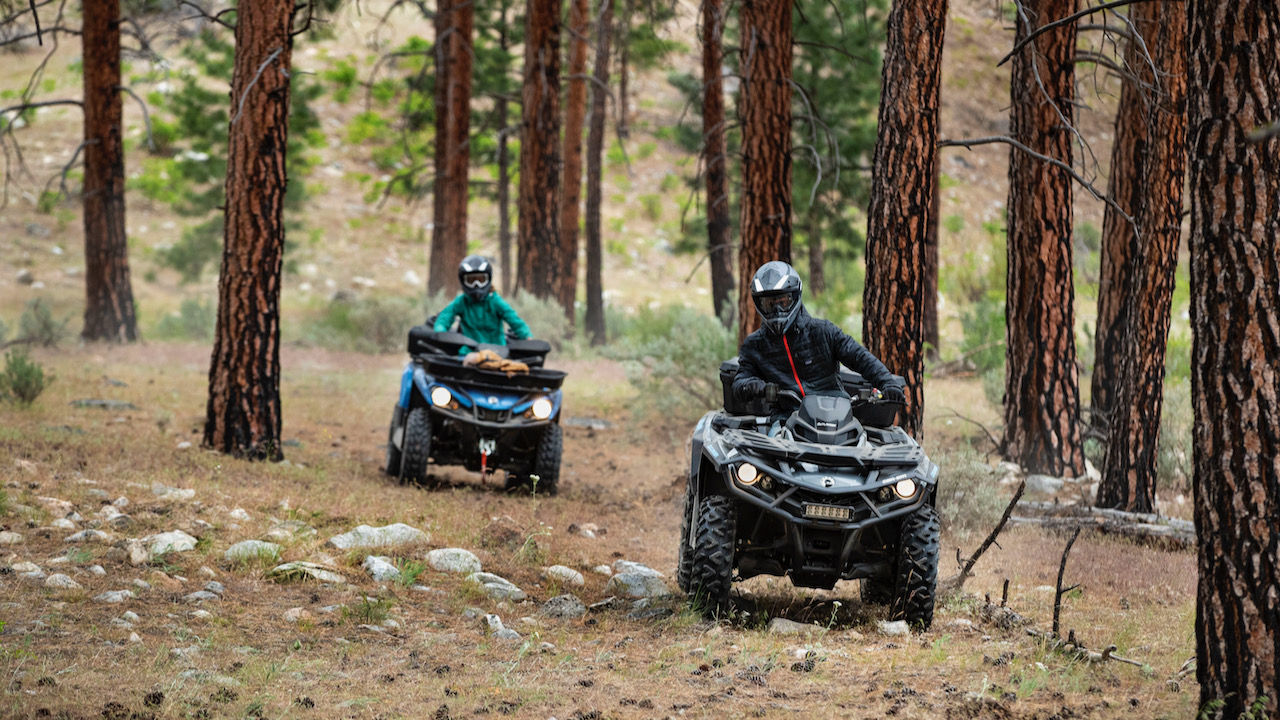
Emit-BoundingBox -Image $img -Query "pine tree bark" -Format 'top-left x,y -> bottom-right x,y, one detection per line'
702,0 -> 734,325
81,0 -> 137,343
923,168 -> 940,360
615,0 -> 630,139
584,0 -> 613,345
1000,0 -> 1085,477
1091,5 -> 1152,432
862,0 -> 947,440
517,0 -> 563,300
1097,0 -> 1185,513
558,0 -> 590,320
735,0 -> 792,342
429,0 -> 474,296
204,0 -> 293,461
1187,1 -> 1280,715
497,2 -> 513,295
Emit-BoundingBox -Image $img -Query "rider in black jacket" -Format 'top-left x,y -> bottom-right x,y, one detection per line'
732,261 -> 906,405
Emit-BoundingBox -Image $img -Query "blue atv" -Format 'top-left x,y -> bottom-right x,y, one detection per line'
384,327 -> 566,494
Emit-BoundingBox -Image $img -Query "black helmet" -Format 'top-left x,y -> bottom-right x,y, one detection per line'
458,255 -> 493,300
751,261 -> 803,335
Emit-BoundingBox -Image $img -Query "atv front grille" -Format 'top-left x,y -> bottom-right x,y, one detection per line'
476,408 -> 509,422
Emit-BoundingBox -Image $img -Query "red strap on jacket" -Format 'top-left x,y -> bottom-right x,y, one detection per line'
781,334 -> 805,397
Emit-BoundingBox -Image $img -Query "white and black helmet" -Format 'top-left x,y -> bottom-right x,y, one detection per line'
458,255 -> 493,300
751,261 -> 803,335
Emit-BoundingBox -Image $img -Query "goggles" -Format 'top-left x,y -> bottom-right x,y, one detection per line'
757,293 -> 795,314
462,272 -> 490,288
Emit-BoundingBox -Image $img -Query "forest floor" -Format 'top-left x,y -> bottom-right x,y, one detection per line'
0,343 -> 1198,719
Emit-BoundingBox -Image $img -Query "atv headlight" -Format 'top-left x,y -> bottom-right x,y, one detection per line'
735,463 -> 760,486
531,396 -> 554,420
430,386 -> 453,407
894,478 -> 918,498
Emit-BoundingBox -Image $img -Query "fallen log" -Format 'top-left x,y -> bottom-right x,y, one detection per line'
1008,507 -> 1194,550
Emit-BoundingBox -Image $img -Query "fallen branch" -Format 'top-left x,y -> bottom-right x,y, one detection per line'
1027,629 -> 1145,667
1010,501 -> 1195,549
942,480 -> 1025,592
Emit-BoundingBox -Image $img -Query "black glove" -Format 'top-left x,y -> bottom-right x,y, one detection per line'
763,383 -> 779,403
881,384 -> 906,405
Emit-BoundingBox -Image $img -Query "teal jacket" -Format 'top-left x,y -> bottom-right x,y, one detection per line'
433,292 -> 531,346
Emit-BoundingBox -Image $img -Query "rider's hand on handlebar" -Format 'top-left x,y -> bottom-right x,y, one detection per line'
763,383 -> 779,403
881,385 -> 906,405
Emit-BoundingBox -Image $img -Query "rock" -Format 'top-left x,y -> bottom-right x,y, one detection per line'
283,607 -> 312,623
125,540 -> 150,566
539,594 -> 586,620
493,628 -> 521,642
44,573 -> 81,590
877,620 -> 910,636
228,508 -> 251,522
108,515 -> 134,530
427,548 -> 481,575
568,523 -> 599,538
264,520 -> 316,543
112,497 -> 130,508
1024,474 -> 1064,495
326,523 -> 428,550
151,483 -> 195,502
128,632 -> 142,644
539,641 -> 556,653
15,268 -> 34,285
183,591 -> 219,603
612,560 -> 662,577
628,603 -> 674,621
224,540 -> 281,564
50,519 -> 75,530
605,572 -> 670,599
591,565 -> 613,577
65,529 -> 114,544
768,618 -> 818,635
466,572 -> 526,602
11,561 -> 41,574
94,590 -> 137,604
190,609 -> 213,620
203,581 -> 224,596
588,597 -> 622,613
132,579 -> 152,590
37,496 -> 75,516
142,530 -> 198,557
122,611 -> 139,623
0,532 -> 23,545
176,441 -> 192,450
170,645 -> 201,662
946,619 -> 977,633
363,555 -> 401,582
268,561 -> 346,585
543,565 -> 585,588
483,613 -> 506,632
88,565 -> 106,576
478,515 -> 525,550
198,566 -> 217,579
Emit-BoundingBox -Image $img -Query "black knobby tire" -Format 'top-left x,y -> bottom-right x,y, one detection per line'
890,505 -> 941,629
688,494 -> 736,617
529,423 -> 562,495
675,479 -> 697,593
400,407 -> 433,485
384,407 -> 404,478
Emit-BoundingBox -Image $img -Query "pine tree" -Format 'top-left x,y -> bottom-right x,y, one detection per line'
428,0 -> 475,296
516,0 -> 564,299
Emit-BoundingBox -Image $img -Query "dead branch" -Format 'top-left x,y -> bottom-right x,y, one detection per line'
1051,527 -> 1080,636
928,339 -> 1005,377
231,45 -> 284,126
1011,500 -> 1195,549
938,409 -> 1001,453
942,480 -> 1026,592
997,0 -> 1162,67
1027,629 -> 1145,666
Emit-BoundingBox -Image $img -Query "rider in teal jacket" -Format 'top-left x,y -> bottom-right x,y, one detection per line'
433,255 -> 531,345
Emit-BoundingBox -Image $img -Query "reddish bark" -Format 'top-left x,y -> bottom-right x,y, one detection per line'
429,0 -> 475,296
584,0 -> 614,345
702,0 -> 734,324
517,0 -> 564,300
558,0 -> 590,320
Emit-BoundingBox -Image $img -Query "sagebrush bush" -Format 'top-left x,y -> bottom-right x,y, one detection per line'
299,294 -> 422,354
153,298 -> 216,341
960,297 -> 1006,375
19,298 -> 69,347
1,348 -> 48,406
504,292 -> 576,350
933,447 -> 1008,534
608,305 -> 736,419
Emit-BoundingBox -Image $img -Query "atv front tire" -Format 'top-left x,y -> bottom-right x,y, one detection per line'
688,494 -> 736,616
675,480 -> 697,593
400,407 -> 433,485
890,504 -> 941,629
529,424 -> 562,495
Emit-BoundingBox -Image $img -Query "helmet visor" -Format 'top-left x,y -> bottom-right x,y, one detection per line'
462,272 -> 490,289
757,293 -> 795,315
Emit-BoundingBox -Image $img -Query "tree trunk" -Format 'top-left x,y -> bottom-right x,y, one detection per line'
1187,1 -> 1280,716
584,0 -> 613,345
558,0 -> 590,321
204,0 -> 293,461
1097,0 -> 1185,514
1000,0 -> 1085,477
429,0 -> 474,296
616,0 -> 629,139
1090,5 -> 1151,432
516,0 -> 563,300
702,0 -> 734,325
81,0 -> 137,343
735,0 -> 792,342
497,4 -> 513,295
923,167 -> 940,360
861,0 -> 947,440
806,207 -> 824,295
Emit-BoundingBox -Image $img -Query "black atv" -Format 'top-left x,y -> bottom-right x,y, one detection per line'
678,357 -> 941,627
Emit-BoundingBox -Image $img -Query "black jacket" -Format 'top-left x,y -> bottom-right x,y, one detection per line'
732,308 -> 900,401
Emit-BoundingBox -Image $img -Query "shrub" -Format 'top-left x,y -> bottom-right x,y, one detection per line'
608,305 -> 736,419
933,447 -> 1008,534
960,297 -> 1006,375
505,292 -> 576,350
299,294 -> 421,354
1,349 -> 48,406
1157,377 -> 1193,493
18,299 -> 69,347
153,298 -> 216,341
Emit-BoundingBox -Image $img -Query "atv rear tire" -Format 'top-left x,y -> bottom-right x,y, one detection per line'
675,480 -> 696,593
688,494 -> 736,616
529,424 -> 562,495
384,407 -> 404,477
890,505 -> 940,629
400,407 -> 432,485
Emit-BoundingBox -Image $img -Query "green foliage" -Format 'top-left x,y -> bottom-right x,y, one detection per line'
298,294 -> 422,354
1,348 -> 48,407
321,58 -> 360,103
342,594 -> 394,625
608,305 -> 737,419
960,297 -> 1006,375
933,447 -> 1007,533
18,298 -> 70,347
943,214 -> 965,234
1157,377 -> 1193,492
395,560 -> 426,588
505,292 -> 575,350
153,298 -> 216,341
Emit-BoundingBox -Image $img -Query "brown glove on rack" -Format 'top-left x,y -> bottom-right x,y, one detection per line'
463,348 -> 530,377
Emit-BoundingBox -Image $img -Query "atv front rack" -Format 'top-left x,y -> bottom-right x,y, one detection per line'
420,356 -> 566,392
718,426 -> 924,468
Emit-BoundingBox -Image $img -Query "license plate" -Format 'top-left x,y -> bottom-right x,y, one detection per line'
804,503 -> 851,521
